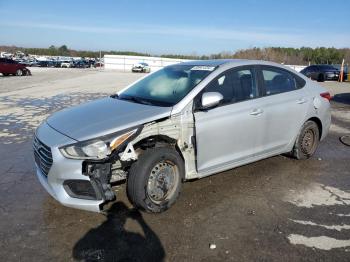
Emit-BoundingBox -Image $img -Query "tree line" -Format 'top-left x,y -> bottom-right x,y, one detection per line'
1,45 -> 349,65
164,47 -> 350,65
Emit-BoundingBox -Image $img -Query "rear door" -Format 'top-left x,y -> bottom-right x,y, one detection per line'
194,66 -> 264,174
255,66 -> 308,155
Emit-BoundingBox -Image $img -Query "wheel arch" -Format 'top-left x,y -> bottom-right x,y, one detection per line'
307,116 -> 323,140
133,134 -> 185,162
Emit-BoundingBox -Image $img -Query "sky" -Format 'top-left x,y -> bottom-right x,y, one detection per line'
0,0 -> 349,55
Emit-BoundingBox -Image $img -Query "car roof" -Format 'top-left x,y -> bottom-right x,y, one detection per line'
179,59 -> 285,68
180,59 -> 241,67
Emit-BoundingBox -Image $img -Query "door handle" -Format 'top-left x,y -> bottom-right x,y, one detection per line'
250,108 -> 263,116
296,98 -> 307,104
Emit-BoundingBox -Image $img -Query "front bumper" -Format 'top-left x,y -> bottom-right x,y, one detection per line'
34,122 -> 106,212
325,73 -> 339,81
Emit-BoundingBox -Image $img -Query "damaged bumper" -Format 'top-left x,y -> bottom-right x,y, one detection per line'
34,122 -> 114,212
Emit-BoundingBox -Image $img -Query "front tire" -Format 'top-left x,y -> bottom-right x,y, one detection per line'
127,147 -> 184,213
16,69 -> 23,76
292,121 -> 320,160
317,73 -> 325,82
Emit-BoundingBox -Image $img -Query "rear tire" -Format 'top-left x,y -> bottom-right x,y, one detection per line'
292,121 -> 320,160
16,69 -> 23,76
127,147 -> 184,213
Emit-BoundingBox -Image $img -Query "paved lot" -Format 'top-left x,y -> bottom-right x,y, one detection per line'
0,68 -> 349,261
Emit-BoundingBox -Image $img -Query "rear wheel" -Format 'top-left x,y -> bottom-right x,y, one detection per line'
127,147 -> 184,213
16,69 -> 23,76
2,73 -> 9,76
292,121 -> 320,160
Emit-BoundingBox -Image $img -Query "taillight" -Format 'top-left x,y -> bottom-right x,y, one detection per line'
320,92 -> 331,101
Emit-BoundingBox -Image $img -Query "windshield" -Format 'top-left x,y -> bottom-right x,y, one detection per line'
119,64 -> 216,106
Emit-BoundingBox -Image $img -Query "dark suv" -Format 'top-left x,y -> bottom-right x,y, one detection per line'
0,58 -> 31,76
300,65 -> 340,82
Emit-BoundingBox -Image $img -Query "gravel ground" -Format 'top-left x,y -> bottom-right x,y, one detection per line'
0,68 -> 349,261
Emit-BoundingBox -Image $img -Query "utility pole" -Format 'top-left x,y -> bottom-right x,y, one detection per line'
339,58 -> 344,82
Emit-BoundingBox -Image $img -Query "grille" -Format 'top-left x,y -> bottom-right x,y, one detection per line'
33,135 -> 53,176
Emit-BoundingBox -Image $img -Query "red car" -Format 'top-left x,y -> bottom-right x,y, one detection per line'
0,58 -> 31,76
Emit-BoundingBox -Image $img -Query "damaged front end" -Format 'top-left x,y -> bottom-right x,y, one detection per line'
58,126 -> 142,210
83,162 -> 115,201
62,102 -> 199,212
81,155 -> 133,204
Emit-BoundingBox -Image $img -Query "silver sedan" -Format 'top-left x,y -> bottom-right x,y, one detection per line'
34,59 -> 331,213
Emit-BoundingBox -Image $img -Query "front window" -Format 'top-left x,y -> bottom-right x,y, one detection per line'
205,68 -> 258,104
119,64 -> 215,106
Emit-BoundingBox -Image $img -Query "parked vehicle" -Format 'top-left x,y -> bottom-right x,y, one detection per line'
132,62 -> 151,73
94,62 -> 104,68
0,58 -> 31,76
61,61 -> 73,68
74,60 -> 90,68
34,60 -> 331,213
300,64 -> 340,82
37,60 -> 55,67
18,59 -> 39,67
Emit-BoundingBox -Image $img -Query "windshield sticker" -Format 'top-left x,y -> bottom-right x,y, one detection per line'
191,66 -> 215,71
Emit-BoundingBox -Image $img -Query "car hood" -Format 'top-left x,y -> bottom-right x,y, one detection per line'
46,97 -> 172,141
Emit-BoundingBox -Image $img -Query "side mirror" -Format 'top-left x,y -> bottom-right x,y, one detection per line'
201,92 -> 223,109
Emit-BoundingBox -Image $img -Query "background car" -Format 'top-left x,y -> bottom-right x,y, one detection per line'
94,61 -> 104,68
0,58 -> 31,76
23,60 -> 39,67
74,60 -> 90,68
300,64 -> 340,82
36,60 -> 55,67
60,61 -> 73,68
131,62 -> 151,73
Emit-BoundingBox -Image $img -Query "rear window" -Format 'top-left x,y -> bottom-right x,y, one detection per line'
261,66 -> 305,96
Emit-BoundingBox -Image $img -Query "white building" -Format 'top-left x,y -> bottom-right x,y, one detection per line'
104,54 -> 188,71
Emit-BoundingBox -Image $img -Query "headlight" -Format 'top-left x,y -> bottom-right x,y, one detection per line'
60,129 -> 137,160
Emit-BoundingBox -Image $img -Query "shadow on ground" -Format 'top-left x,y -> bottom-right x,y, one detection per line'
72,202 -> 165,262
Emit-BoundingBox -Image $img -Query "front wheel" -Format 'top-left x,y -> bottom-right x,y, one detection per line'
317,73 -> 325,82
16,69 -> 23,76
127,147 -> 184,213
292,121 -> 320,160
